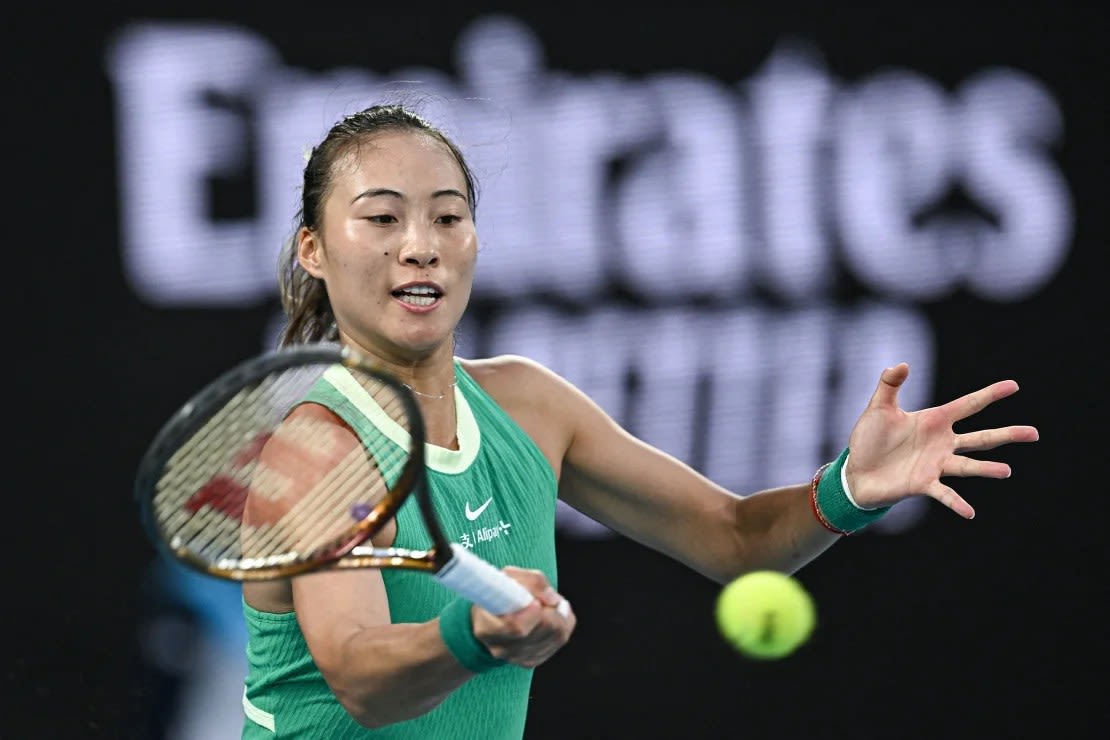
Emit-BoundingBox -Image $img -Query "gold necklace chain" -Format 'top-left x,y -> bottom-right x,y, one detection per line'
402,381 -> 457,401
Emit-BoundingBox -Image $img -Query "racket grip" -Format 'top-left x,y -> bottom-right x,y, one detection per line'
434,543 -> 536,616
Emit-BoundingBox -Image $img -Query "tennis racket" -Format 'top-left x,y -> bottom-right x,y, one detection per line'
134,343 -> 536,616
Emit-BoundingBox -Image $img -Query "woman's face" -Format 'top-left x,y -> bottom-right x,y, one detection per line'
299,130 -> 477,362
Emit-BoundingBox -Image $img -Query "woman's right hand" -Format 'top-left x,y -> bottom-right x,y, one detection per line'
470,567 -> 576,668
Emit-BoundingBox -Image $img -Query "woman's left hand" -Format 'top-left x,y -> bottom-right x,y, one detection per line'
843,363 -> 1040,518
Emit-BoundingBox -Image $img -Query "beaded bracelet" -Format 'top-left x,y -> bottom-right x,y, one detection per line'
811,448 -> 891,535
439,598 -> 506,673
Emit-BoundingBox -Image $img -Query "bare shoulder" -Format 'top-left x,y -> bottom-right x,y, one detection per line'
458,354 -> 570,406
458,355 -> 583,468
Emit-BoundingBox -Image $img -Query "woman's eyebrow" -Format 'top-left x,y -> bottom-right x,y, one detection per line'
432,189 -> 468,202
351,187 -> 402,204
350,188 -> 467,204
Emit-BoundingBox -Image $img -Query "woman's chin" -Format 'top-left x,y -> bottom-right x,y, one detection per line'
393,331 -> 452,357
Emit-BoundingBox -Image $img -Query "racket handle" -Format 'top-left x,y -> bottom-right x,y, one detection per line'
434,543 -> 536,616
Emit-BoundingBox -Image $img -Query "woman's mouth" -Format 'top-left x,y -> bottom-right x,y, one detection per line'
392,284 -> 442,307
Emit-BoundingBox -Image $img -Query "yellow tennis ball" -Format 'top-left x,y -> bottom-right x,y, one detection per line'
715,570 -> 816,660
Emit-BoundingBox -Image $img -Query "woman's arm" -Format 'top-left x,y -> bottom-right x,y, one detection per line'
274,403 -> 575,729
555,384 -> 840,584
486,356 -> 1036,585
294,569 -> 468,728
294,564 -> 573,728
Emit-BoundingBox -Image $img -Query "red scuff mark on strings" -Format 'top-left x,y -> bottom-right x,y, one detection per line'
182,433 -> 273,521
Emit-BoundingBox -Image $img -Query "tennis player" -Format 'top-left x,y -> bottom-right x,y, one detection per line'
237,104 -> 1038,739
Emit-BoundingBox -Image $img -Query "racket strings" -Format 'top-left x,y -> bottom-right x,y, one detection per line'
238,440 -> 385,559
239,376 -> 410,560
155,375 -> 296,554
153,364 -> 413,569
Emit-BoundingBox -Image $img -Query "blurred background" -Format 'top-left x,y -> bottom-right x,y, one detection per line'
12,3 -> 1107,738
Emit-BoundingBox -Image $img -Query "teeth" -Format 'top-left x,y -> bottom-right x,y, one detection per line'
398,294 -> 436,307
392,284 -> 439,306
394,286 -> 440,306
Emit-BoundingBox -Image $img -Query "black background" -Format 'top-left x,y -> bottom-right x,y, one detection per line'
12,3 -> 1108,738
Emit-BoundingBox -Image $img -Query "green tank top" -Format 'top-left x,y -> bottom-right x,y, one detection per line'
241,361 -> 559,739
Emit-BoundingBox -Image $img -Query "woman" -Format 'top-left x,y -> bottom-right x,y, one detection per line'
239,104 -> 1038,739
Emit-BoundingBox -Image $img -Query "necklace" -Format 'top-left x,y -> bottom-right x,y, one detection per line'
403,381 -> 457,401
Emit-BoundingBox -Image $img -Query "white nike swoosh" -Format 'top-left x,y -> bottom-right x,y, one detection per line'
464,497 -> 494,521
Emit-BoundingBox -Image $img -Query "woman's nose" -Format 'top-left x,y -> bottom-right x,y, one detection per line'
398,232 -> 439,267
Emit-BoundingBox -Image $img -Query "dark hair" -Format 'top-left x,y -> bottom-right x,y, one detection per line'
276,104 -> 479,347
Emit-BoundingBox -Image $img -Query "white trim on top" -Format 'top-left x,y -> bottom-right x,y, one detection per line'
322,365 -> 479,474
242,688 -> 275,732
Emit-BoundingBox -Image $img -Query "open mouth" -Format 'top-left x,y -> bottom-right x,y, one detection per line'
392,285 -> 442,307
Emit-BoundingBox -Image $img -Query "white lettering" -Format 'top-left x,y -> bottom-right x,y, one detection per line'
105,23 -> 280,303
106,16 -> 1072,540
750,42 -> 837,300
834,70 -> 957,298
957,69 -> 1073,299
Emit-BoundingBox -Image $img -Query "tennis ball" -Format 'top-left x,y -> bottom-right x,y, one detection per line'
715,570 -> 816,660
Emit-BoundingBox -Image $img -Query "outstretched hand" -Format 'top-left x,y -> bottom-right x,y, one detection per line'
844,363 -> 1039,518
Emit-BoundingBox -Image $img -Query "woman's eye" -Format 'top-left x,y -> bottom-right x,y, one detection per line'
437,214 -> 462,224
367,215 -> 397,224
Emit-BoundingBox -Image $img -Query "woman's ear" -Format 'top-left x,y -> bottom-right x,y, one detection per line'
297,227 -> 325,278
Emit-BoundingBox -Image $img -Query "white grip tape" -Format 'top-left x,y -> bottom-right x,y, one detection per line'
434,543 -> 535,615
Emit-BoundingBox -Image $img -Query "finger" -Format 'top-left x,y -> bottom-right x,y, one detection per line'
955,425 -> 1040,453
926,481 -> 975,520
869,363 -> 910,410
500,605 -> 577,667
522,609 -> 577,666
503,567 -> 572,616
942,454 -> 1013,479
503,566 -> 556,601
479,600 -> 544,638
500,608 -> 568,644
942,379 -> 1020,422
539,601 -> 576,631
532,587 -> 571,616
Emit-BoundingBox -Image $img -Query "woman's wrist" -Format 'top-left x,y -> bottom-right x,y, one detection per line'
438,597 -> 506,673
810,448 -> 891,535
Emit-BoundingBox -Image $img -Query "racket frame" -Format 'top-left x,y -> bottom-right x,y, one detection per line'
134,344 -> 452,580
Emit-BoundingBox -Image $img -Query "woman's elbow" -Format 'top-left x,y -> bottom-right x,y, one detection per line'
330,677 -> 443,729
